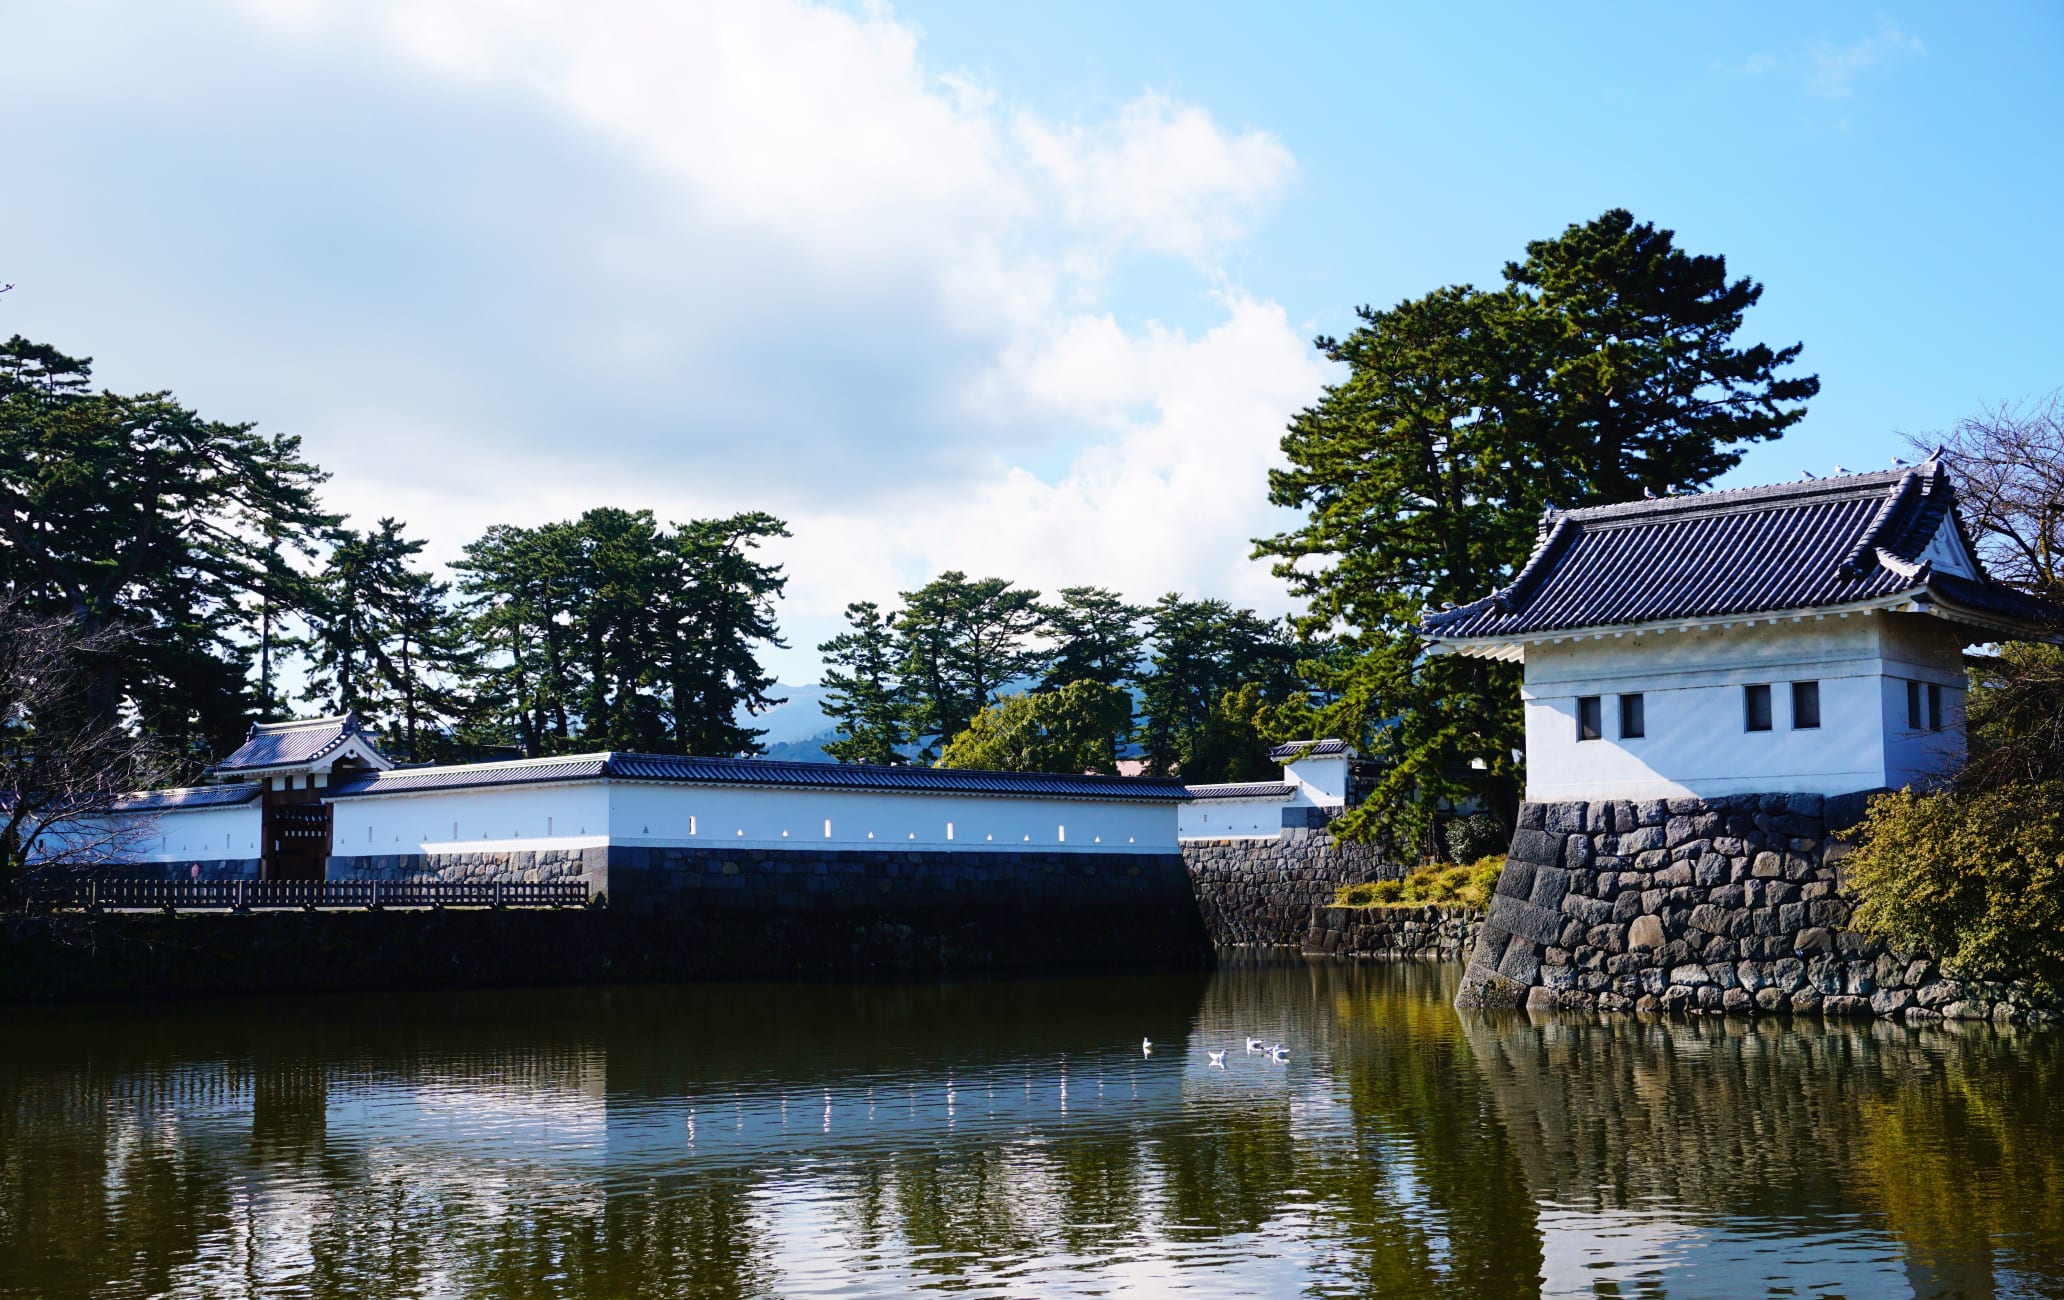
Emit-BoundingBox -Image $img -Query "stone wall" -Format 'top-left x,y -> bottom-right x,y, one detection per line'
1304,904 -> 1482,961
330,848 -> 596,887
1456,793 -> 2061,1024
5,845 -> 1211,1004
1183,830 -> 1401,947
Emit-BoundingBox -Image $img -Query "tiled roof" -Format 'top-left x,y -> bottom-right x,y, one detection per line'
214,712 -> 386,773
113,783 -> 263,813
1184,782 -> 1296,801
328,753 -> 1192,802
1266,738 -> 1353,761
1421,463 -> 2061,641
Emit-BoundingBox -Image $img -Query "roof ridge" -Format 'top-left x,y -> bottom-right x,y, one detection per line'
1558,467 -> 1916,523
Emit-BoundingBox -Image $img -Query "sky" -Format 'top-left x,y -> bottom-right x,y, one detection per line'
5,1 -> 2061,682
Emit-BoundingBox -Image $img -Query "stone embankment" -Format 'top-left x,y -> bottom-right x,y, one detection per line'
1456,793 -> 2061,1024
1183,831 -> 1399,947
1304,904 -> 1482,960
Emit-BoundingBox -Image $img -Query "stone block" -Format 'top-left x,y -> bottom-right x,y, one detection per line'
1497,939 -> 1542,983
1507,829 -> 1564,869
1755,986 -> 1787,1012
1771,957 -> 1806,991
1487,893 -> 1567,947
1694,853 -> 1730,887
1529,864 -> 1573,909
1870,988 -> 1914,1017
1915,979 -> 1962,1009
1516,803 -> 1546,831
1561,893 -> 1612,926
1751,851 -> 1784,878
1795,927 -> 1834,957
1789,990 -> 1822,1013
1562,834 -> 1593,871
1545,803 -> 1589,835
1494,859 -> 1537,901
1683,904 -> 1727,936
1808,897 -> 1851,928
1669,963 -> 1712,986
1617,827 -> 1667,856
1612,892 -> 1644,923
1823,994 -> 1871,1019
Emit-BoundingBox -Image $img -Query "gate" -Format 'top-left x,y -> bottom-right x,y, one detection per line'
266,802 -> 332,881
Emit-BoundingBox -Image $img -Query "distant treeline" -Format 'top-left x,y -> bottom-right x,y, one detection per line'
0,334 -> 1311,780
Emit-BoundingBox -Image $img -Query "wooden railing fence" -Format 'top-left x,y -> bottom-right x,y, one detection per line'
29,878 -> 590,912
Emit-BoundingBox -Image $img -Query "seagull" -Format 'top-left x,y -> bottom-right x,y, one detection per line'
1141,1037 -> 1153,1056
1799,470 -> 1818,480
1642,486 -> 1657,499
1832,464 -> 1848,475
1891,455 -> 1909,467
1245,1037 -> 1266,1053
1207,1050 -> 1226,1068
1270,1044 -> 1290,1061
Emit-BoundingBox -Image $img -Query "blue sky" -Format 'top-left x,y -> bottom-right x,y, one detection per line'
4,2 -> 2059,681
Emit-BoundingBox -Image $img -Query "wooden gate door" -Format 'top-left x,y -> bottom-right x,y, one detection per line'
265,802 -> 333,881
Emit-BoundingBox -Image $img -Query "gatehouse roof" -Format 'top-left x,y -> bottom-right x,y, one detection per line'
1420,460 -> 2059,649
212,711 -> 393,776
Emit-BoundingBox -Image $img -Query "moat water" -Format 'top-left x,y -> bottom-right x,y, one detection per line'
2,960 -> 2060,1299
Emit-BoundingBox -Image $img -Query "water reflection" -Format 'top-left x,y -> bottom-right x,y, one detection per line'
1,963 -> 2057,1298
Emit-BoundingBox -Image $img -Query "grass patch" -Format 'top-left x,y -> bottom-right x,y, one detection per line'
1335,857 -> 1504,911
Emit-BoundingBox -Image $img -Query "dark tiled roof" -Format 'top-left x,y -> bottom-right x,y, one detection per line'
113,783 -> 263,812
1184,782 -> 1296,801
1421,463 -> 2061,640
1266,738 -> 1352,761
214,712 -> 386,772
328,753 -> 1192,803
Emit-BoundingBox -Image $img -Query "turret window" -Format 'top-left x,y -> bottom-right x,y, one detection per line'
1744,684 -> 1773,732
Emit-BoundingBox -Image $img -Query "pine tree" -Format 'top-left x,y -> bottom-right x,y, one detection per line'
1257,210 -> 1818,846
1038,587 -> 1145,691
819,601 -> 905,765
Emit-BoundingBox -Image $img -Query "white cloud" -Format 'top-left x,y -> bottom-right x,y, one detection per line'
1807,16 -> 1925,98
8,0 -> 1321,681
1727,16 -> 1924,100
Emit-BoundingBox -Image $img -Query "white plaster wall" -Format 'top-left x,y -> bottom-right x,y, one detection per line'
1284,754 -> 1350,808
328,782 -> 613,857
1520,613 -> 1970,801
1178,798 -> 1289,839
1877,612 -> 1968,787
606,781 -> 1178,853
39,803 -> 262,864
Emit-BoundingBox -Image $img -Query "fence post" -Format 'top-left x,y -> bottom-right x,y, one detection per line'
88,880 -> 99,913
368,880 -> 380,912
493,881 -> 504,910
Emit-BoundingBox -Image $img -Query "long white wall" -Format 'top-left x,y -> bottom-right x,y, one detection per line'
607,781 -> 1177,853
1522,611 -> 1967,801
1177,797 -> 1287,839
39,802 -> 262,864
327,779 -> 1180,857
329,781 -> 613,857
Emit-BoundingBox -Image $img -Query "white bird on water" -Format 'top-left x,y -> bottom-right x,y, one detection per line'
1207,1050 -> 1226,1068
1142,1037 -> 1153,1057
1270,1044 -> 1290,1061
1245,1037 -> 1266,1052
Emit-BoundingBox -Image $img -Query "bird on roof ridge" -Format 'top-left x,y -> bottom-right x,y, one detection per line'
1642,486 -> 1656,499
1832,465 -> 1848,475
1799,470 -> 1817,480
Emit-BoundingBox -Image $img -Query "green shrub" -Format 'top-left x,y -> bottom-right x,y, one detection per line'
1333,857 -> 1504,911
1444,813 -> 1507,865
1846,783 -> 2064,995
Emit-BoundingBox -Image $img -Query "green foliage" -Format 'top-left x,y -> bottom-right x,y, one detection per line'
937,680 -> 1133,775
1257,210 -> 1816,850
1037,587 -> 1145,691
1444,813 -> 1508,865
304,518 -> 470,761
453,509 -> 788,756
893,572 -> 1047,761
1846,785 -> 2064,995
818,601 -> 906,765
1336,857 -> 1504,911
0,335 -> 334,764
1136,595 -> 1301,778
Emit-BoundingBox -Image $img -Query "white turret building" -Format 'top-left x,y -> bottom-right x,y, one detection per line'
1420,460 -> 2059,803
